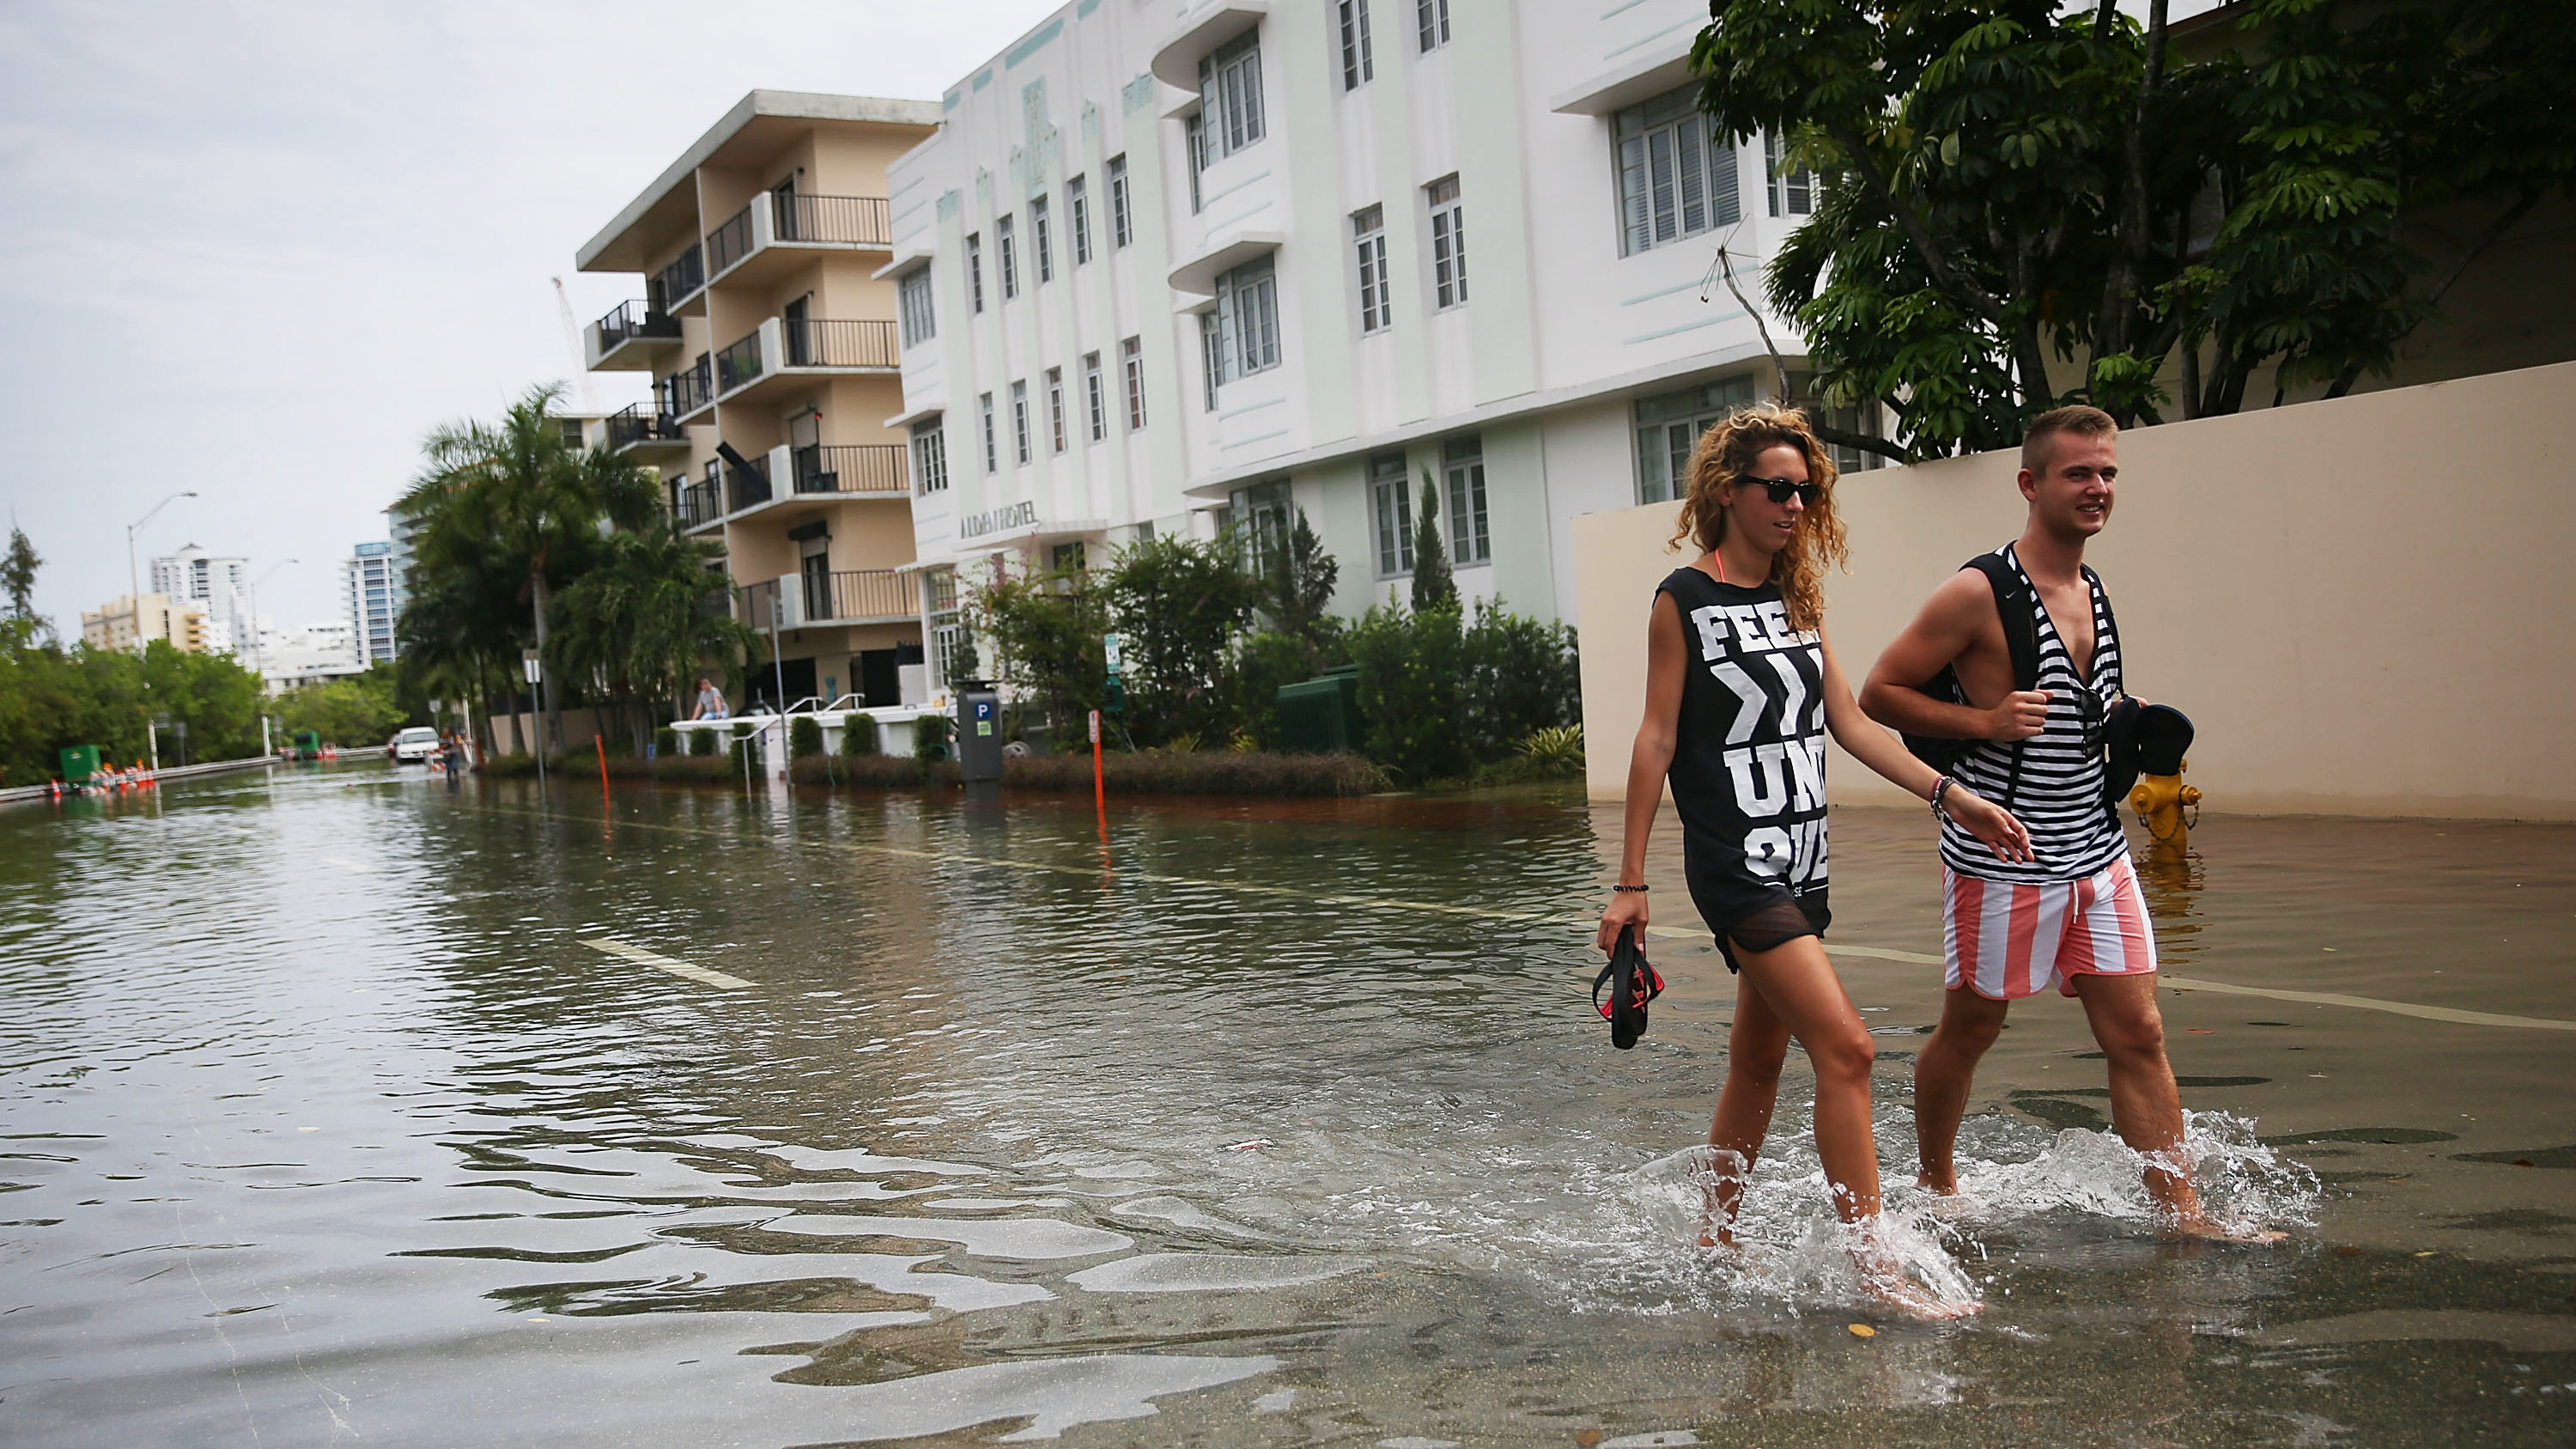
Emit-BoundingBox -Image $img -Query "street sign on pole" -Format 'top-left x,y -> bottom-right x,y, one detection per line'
522,652 -> 543,684
522,651 -> 547,788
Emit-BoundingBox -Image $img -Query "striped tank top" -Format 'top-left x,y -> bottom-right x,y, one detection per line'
1938,545 -> 2128,884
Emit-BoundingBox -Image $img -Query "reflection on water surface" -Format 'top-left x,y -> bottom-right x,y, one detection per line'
2,764 -> 2571,1446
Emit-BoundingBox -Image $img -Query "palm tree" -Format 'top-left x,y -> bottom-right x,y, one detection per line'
550,519 -> 752,753
397,384 -> 655,754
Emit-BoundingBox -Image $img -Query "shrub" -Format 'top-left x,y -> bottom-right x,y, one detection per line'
1347,600 -> 1466,784
1003,749 -> 1388,797
689,725 -> 715,756
653,727 -> 678,757
913,712 -> 953,762
1102,532 -> 1260,747
1516,723 -> 1586,776
1235,629 -> 1323,751
788,715 -> 823,758
1459,602 -> 1580,761
841,714 -> 879,756
964,565 -> 1104,738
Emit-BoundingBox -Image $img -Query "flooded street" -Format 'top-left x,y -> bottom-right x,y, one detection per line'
3,763 -> 2572,1446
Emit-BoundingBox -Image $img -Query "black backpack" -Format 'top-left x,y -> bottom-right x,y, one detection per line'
1900,552 -> 2122,811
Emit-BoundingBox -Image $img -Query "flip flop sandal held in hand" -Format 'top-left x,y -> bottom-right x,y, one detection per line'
1591,924 -> 1666,1050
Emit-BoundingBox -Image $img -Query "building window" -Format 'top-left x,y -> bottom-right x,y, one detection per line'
1616,85 -> 1741,256
1765,131 -> 1814,218
979,393 -> 998,473
967,233 -> 984,313
1633,375 -> 1756,503
1011,380 -> 1031,463
1031,194 -> 1054,283
1046,367 -> 1067,453
1121,337 -> 1147,429
1443,434 -> 1490,565
1230,479 -> 1291,575
1083,351 -> 1107,441
1108,155 -> 1132,247
1050,540 -> 1087,574
1417,0 -> 1449,52
1370,454 -> 1413,576
1199,311 -> 1224,412
1427,174 -> 1467,308
898,266 -> 937,346
998,214 -> 1020,298
1339,0 -> 1374,88
1789,370 -> 1886,476
1067,175 -> 1092,265
1198,29 -> 1265,161
1184,113 -> 1206,213
1200,254 -> 1280,406
1352,204 -> 1390,334
910,418 -> 949,494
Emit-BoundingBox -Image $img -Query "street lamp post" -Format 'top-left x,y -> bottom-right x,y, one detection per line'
125,490 -> 198,651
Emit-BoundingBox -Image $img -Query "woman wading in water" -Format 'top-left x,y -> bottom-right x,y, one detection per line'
1596,406 -> 2030,1318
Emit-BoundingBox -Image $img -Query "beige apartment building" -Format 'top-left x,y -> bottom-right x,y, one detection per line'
575,91 -> 940,710
80,594 -> 207,654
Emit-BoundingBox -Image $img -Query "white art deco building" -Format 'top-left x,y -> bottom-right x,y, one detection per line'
881,0 -> 1876,679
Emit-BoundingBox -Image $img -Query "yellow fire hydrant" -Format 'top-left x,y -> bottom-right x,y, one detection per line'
2129,759 -> 2201,852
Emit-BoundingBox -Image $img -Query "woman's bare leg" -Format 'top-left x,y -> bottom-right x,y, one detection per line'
1704,968 -> 1791,1246
1731,934 -> 1978,1318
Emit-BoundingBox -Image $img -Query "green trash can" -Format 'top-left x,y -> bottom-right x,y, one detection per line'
58,744 -> 102,783
1276,667 -> 1364,754
292,729 -> 322,761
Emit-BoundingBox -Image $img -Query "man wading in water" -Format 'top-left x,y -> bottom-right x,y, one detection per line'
1598,405 -> 2032,1318
1861,405 -> 2279,1243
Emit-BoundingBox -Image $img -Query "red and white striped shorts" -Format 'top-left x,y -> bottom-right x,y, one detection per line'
1942,855 -> 2158,1001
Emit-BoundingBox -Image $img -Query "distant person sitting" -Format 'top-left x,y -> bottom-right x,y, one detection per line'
691,678 -> 729,721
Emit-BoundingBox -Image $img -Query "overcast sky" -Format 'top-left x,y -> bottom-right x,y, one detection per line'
0,0 -> 1060,633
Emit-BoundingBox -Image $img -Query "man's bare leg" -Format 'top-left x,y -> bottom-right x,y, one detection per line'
1703,967 -> 1789,1249
2072,973 -> 2281,1242
1914,986 -> 2009,1194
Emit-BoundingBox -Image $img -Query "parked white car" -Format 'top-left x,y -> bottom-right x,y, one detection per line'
387,727 -> 440,764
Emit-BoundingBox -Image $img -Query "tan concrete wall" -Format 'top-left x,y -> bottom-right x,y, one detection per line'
1573,360 -> 2576,821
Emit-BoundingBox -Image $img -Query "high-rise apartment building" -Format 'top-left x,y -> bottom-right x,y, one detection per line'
886,0 -> 1873,656
343,541 -> 402,667
575,91 -> 941,711
149,545 -> 252,654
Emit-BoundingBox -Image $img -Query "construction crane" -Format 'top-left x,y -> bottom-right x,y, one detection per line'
551,277 -> 599,415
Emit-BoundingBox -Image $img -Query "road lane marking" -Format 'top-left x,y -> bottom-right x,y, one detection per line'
581,938 -> 754,990
498,807 -> 2573,1032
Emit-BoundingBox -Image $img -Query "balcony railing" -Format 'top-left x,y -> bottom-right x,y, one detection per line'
593,299 -> 678,353
715,331 -> 763,393
649,244 -> 704,313
707,204 -> 755,276
781,319 -> 899,369
676,478 -> 723,529
791,443 -> 907,494
723,452 -> 773,514
659,354 -> 712,417
608,400 -> 687,452
773,192 -> 894,247
808,569 -> 912,623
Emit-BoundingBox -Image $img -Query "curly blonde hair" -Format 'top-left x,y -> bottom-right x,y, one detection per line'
1668,403 -> 1848,632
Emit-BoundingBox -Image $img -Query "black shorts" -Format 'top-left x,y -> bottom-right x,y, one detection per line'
1683,854 -> 1831,975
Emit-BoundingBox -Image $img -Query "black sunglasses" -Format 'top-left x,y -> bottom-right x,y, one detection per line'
1741,475 -> 1823,506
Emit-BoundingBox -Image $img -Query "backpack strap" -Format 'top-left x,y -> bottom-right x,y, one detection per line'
1964,551 -> 2041,808
2082,563 -> 2123,697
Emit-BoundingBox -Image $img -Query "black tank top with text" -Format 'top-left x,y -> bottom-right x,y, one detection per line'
1658,566 -> 1829,916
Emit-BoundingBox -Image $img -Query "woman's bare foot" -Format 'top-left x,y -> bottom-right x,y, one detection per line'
1853,1255 -> 1982,1320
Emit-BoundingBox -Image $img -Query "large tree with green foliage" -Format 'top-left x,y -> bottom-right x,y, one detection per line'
394,383 -> 656,753
1695,0 -> 2575,458
1102,533 -> 1262,746
3,527 -> 39,624
549,520 -> 752,754
963,563 -> 1109,740
276,664 -> 409,749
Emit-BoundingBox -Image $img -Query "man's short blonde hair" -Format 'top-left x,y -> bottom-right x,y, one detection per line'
2020,405 -> 2117,475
